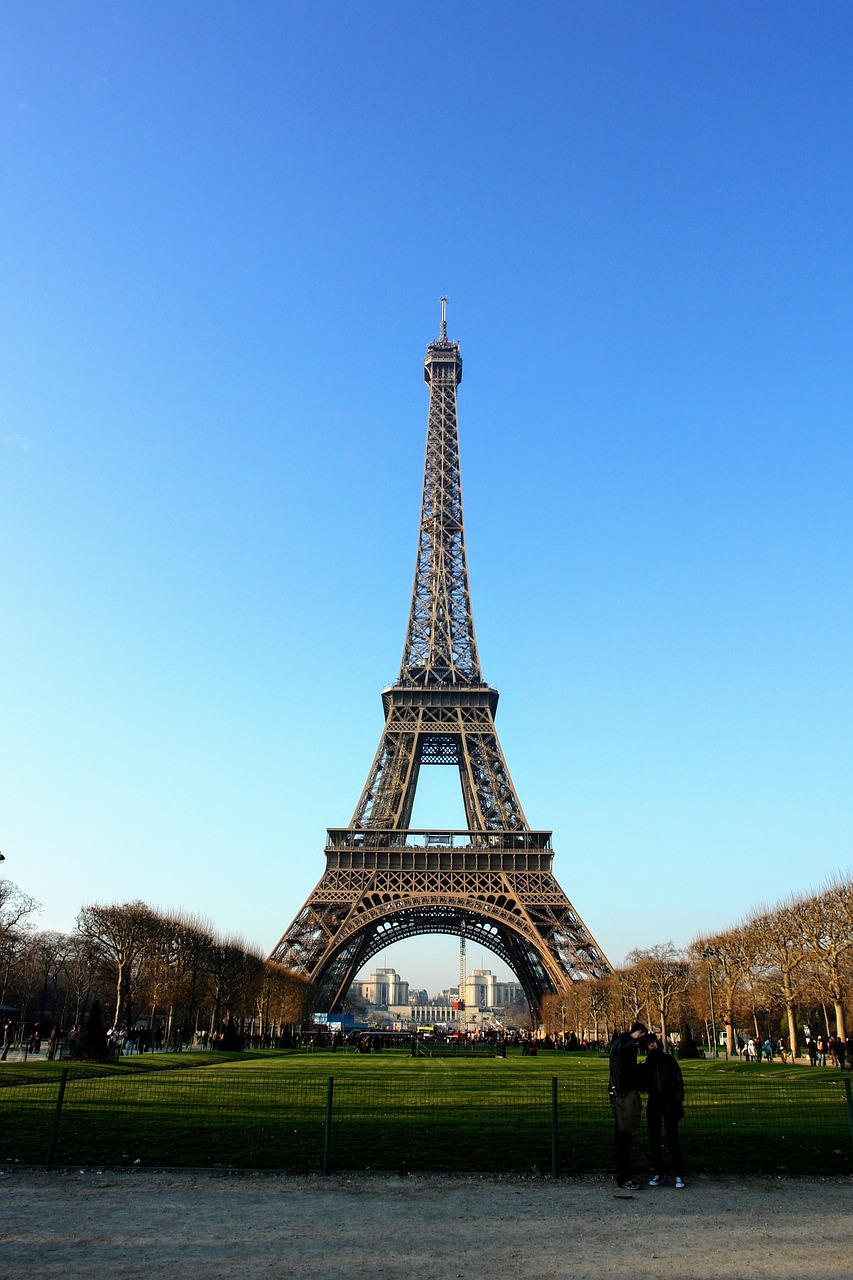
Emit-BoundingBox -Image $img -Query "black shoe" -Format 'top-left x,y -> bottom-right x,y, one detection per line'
617,1178 -> 641,1190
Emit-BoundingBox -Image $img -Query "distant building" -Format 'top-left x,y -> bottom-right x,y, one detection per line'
351,967 -> 409,1009
461,969 -> 524,1009
351,968 -> 522,1015
494,979 -> 525,1007
463,969 -> 495,1009
389,1003 -> 457,1027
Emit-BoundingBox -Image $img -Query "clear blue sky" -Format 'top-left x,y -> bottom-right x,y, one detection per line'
2,4 -> 851,995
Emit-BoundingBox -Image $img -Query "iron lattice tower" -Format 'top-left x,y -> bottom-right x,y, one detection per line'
271,302 -> 610,1018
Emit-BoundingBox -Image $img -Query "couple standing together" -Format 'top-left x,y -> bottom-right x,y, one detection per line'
609,1021 -> 685,1191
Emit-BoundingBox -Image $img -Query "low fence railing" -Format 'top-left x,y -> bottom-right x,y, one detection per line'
2,1060 -> 851,1176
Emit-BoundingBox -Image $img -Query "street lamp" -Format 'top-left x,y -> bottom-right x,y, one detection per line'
617,972 -> 626,1031
702,949 -> 719,1059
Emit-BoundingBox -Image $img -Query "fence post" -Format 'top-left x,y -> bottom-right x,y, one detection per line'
323,1075 -> 334,1174
45,1067 -> 69,1171
844,1078 -> 853,1154
551,1076 -> 558,1178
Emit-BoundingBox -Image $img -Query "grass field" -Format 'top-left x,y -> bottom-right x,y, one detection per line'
2,1049 -> 851,1176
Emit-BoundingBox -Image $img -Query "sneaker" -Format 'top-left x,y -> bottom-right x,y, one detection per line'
618,1178 -> 641,1190
675,1177 -> 685,1188
648,1175 -> 663,1186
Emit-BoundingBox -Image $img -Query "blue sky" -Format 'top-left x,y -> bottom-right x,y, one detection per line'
1,4 -> 851,994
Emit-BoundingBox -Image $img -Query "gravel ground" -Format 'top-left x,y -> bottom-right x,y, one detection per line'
2,1169 -> 851,1279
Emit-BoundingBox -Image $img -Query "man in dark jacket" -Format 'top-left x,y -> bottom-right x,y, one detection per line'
609,1021 -> 648,1189
638,1034 -> 686,1187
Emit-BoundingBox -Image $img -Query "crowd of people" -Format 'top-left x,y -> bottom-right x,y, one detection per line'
805,1032 -> 851,1068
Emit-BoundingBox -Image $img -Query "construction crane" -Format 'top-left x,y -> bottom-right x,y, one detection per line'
458,925 -> 467,1032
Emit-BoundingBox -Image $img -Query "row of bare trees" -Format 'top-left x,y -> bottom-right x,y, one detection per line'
691,877 -> 853,1057
5,871 -> 850,1054
542,876 -> 853,1057
0,882 -> 313,1042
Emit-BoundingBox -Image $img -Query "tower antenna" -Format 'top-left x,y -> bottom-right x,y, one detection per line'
439,296 -> 447,342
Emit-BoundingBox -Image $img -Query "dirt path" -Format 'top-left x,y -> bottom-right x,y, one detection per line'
2,1169 -> 850,1279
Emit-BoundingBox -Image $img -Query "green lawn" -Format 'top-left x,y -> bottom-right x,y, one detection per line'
2,1049 -> 850,1176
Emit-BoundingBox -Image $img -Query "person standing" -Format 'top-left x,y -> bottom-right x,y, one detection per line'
639,1034 -> 686,1188
609,1021 -> 648,1190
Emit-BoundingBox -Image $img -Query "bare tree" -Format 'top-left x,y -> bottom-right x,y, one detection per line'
0,878 -> 42,1007
799,877 -> 853,1040
577,978 -> 611,1044
747,901 -> 807,1059
613,966 -> 646,1028
30,930 -> 72,1023
203,936 -> 265,1033
691,927 -> 754,1056
161,917 -> 214,1041
0,878 -> 41,936
62,935 -> 104,1028
260,962 -> 314,1032
76,901 -> 160,1028
626,943 -> 690,1046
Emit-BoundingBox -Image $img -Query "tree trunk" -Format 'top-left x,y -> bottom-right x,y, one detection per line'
785,1001 -> 799,1061
833,1000 -> 846,1041
115,963 -> 130,1029
723,983 -> 737,1055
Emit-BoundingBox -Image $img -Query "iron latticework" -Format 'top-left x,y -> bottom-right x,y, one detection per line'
271,302 -> 610,1018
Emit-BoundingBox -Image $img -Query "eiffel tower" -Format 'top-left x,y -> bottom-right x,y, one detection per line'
271,302 -> 611,1019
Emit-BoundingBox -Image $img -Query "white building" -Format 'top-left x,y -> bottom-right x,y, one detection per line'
352,967 -> 409,1009
462,969 -> 524,1009
494,979 -> 525,1007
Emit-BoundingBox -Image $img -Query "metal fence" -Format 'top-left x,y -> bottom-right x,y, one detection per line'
2,1061 -> 851,1176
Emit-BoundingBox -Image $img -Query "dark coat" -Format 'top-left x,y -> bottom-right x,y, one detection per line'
609,1032 -> 642,1094
638,1050 -> 685,1116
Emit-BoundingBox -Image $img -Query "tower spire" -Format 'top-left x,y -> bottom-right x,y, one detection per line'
399,309 -> 477,686
439,296 -> 447,342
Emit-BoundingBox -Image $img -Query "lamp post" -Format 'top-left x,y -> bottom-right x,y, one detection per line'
617,972 -> 626,1031
702,949 -> 719,1058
